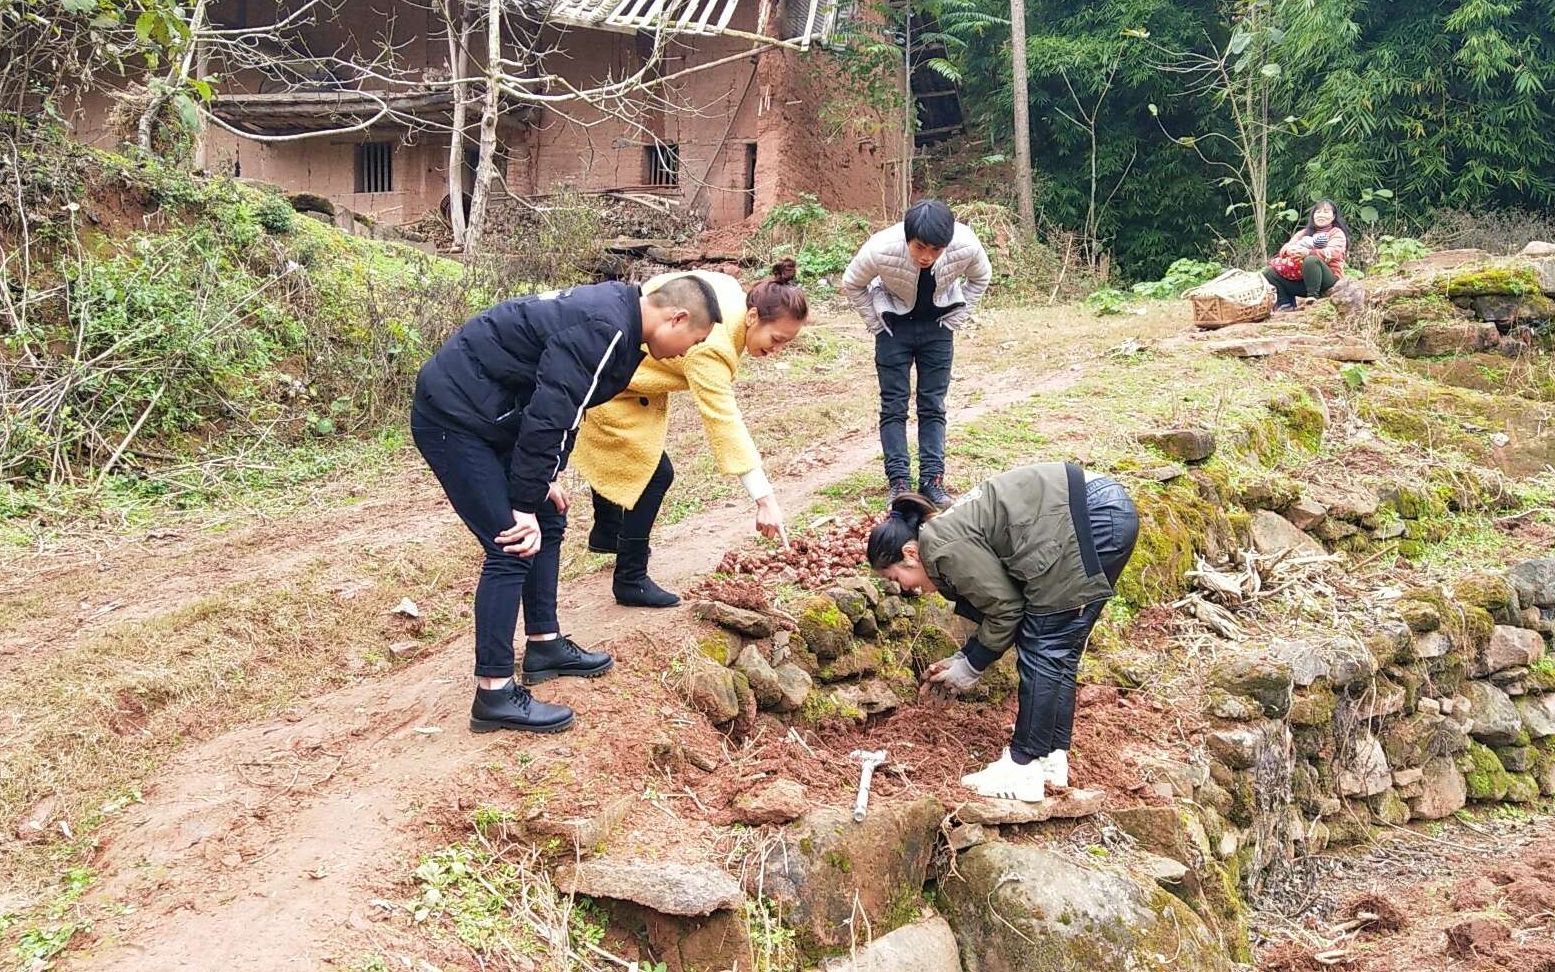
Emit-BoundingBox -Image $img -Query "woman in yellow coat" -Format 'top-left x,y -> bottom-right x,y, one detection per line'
573,260 -> 810,606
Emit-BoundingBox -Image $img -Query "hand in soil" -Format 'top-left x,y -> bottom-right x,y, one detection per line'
917,680 -> 956,706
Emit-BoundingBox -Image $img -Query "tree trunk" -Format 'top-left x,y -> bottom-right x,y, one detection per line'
463,0 -> 502,255
445,4 -> 471,248
139,0 -> 209,156
1009,0 -> 1036,238
900,11 -> 913,210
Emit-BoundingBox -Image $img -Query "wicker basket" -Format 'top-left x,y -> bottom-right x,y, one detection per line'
1185,270 -> 1274,329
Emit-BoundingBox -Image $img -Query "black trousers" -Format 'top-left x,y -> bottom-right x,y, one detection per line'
411,405 -> 564,678
1010,477 -> 1140,759
592,452 -> 675,541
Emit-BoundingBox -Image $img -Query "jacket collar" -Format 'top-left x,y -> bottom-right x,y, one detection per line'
627,284 -> 645,352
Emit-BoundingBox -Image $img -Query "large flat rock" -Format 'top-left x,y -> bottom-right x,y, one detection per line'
822,915 -> 963,972
954,788 -> 1106,825
556,860 -> 745,916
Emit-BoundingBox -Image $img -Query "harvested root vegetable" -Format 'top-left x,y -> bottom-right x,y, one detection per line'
713,514 -> 873,588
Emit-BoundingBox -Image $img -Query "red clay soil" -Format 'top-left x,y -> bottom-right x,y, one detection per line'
1258,839 -> 1555,972
692,682 -> 1192,818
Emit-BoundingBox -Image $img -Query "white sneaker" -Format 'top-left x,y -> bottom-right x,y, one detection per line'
1042,750 -> 1070,788
959,748 -> 1009,790
961,750 -> 1046,803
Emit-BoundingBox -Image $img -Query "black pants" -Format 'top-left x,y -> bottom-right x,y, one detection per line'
411,405 -> 563,679
1010,477 -> 1140,760
592,452 -> 675,541
875,318 -> 954,483
1263,257 -> 1336,306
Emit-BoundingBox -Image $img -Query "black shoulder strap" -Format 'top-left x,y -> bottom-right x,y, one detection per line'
1065,462 -> 1104,578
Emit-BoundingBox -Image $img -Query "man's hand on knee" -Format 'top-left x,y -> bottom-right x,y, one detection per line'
497,511 -> 542,557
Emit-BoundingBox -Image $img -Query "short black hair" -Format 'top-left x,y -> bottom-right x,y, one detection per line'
903,199 -> 954,248
648,275 -> 721,329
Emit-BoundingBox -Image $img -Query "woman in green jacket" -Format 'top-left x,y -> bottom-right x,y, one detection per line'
866,462 -> 1139,802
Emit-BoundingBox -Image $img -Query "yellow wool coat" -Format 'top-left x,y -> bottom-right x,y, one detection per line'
572,270 -> 761,509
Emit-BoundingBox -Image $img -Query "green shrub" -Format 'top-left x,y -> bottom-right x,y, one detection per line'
751,194 -> 871,285
1085,288 -> 1130,316
1130,258 -> 1224,300
1367,235 -> 1432,276
255,193 -> 296,235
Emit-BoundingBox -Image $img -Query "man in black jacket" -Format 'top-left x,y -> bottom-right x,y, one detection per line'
412,278 -> 718,733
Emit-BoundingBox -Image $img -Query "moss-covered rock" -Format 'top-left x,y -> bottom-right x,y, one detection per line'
1381,713 -> 1442,769
1461,742 -> 1512,801
796,595 -> 854,661
1493,744 -> 1536,773
1236,473 -> 1303,511
754,797 -> 943,954
697,631 -> 741,666
1506,772 -> 1541,803
1325,804 -> 1375,846
816,642 -> 886,683
940,842 -> 1236,972
823,587 -> 871,624
1397,598 -> 1442,633
1115,475 -> 1235,608
1441,263 -> 1542,298
1289,684 -> 1339,727
1453,571 -> 1518,623
1368,787 -> 1412,826
1208,652 -> 1294,719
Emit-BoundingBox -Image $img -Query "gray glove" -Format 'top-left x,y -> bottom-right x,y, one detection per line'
926,651 -> 985,695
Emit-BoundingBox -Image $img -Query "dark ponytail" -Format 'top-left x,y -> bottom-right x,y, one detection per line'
867,493 -> 938,569
747,258 -> 809,323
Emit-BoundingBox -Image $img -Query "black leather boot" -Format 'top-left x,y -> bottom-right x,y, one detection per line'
613,538 -> 680,608
587,491 -> 623,554
469,680 -> 575,734
521,635 -> 614,685
920,475 -> 954,510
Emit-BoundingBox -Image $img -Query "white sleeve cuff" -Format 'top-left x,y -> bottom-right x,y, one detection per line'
740,467 -> 773,501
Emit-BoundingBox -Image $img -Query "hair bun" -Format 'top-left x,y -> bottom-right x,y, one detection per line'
889,493 -> 935,529
770,258 -> 798,286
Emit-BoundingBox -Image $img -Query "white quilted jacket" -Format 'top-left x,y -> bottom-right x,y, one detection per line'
841,222 -> 993,335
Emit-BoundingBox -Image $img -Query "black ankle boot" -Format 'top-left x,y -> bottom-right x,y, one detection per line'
920,475 -> 953,510
613,538 -> 680,608
521,635 -> 614,685
470,680 -> 575,734
587,491 -> 623,554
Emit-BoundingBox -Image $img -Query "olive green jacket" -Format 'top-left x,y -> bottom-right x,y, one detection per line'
919,463 -> 1116,654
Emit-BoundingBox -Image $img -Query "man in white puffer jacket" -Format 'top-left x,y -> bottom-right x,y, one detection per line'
842,199 -> 993,510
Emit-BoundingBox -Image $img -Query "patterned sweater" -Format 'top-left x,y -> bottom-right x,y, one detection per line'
1278,227 -> 1349,277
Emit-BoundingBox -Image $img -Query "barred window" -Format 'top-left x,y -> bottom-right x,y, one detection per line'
644,143 -> 679,188
355,142 -> 394,194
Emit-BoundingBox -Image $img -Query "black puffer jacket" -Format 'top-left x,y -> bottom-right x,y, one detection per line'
414,282 -> 646,514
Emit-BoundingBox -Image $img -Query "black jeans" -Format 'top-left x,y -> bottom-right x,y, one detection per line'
1010,477 -> 1140,760
1263,257 -> 1336,305
592,452 -> 675,541
875,318 -> 954,483
411,406 -> 563,679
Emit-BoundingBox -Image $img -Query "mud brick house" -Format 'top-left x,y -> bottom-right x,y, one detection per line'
70,0 -> 905,232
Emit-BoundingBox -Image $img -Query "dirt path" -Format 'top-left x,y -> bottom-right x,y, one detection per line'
58,351 -> 1090,970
